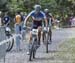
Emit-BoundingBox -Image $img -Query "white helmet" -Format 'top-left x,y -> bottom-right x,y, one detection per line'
44,9 -> 49,13
34,4 -> 41,13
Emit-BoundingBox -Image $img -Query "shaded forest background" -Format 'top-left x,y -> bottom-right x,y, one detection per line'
0,0 -> 75,26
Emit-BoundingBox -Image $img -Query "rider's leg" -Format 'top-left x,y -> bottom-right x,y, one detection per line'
29,31 -> 32,44
49,28 -> 52,42
27,31 -> 32,55
29,32 -> 32,47
41,30 -> 45,42
37,26 -> 42,45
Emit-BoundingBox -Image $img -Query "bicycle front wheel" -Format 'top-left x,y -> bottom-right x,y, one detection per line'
6,38 -> 14,52
46,33 -> 48,53
29,43 -> 34,61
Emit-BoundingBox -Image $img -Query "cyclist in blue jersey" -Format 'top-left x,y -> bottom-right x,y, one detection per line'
24,5 -> 48,55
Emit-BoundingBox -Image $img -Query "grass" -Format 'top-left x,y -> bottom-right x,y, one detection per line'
54,38 -> 75,63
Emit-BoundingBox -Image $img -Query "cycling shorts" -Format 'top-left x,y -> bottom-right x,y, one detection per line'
32,20 -> 42,29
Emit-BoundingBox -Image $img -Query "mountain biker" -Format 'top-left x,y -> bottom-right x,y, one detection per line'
24,4 -> 48,55
43,9 -> 54,43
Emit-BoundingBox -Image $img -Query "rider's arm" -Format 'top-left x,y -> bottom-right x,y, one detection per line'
24,11 -> 33,25
41,11 -> 48,27
51,16 -> 55,24
24,15 -> 30,25
44,18 -> 48,27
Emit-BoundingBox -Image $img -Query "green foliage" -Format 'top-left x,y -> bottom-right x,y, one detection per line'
1,0 -> 75,15
0,0 -> 75,26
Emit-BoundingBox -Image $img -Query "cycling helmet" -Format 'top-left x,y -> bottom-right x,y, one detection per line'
44,9 -> 49,13
34,4 -> 41,13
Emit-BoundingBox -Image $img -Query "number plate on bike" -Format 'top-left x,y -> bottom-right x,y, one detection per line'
31,29 -> 38,35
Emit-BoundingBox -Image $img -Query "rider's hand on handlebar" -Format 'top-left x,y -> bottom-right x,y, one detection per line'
23,25 -> 27,30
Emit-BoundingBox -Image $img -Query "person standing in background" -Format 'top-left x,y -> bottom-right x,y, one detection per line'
14,11 -> 22,51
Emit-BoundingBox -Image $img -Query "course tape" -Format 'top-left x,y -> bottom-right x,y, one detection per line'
0,34 -> 22,46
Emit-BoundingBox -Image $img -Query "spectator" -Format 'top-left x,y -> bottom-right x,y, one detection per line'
14,11 -> 22,51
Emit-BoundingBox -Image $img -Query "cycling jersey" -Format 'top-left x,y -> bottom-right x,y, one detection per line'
44,13 -> 52,27
3,16 -> 10,25
27,10 -> 46,29
15,14 -> 22,24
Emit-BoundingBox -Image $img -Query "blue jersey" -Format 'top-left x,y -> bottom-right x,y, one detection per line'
27,10 -> 46,21
3,16 -> 10,24
25,10 -> 46,29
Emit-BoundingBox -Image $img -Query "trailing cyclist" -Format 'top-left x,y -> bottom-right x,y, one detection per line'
43,9 -> 54,43
24,4 -> 48,55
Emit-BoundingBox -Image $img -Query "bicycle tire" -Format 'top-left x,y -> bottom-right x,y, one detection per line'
46,33 -> 48,53
46,41 -> 48,53
49,29 -> 52,42
6,38 -> 14,52
29,37 -> 37,61
48,29 -> 52,44
43,32 -> 46,45
29,44 -> 34,61
33,49 -> 36,59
